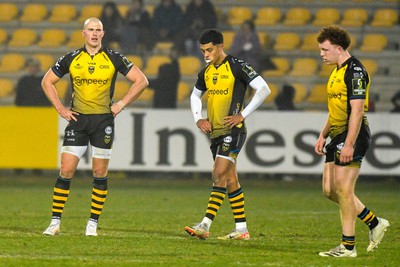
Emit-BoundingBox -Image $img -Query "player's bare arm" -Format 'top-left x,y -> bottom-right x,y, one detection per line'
111,66 -> 149,116
315,118 -> 330,156
340,99 -> 364,163
41,69 -> 78,122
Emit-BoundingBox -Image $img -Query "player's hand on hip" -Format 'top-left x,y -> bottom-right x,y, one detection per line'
224,114 -> 244,129
59,107 -> 78,122
196,119 -> 212,133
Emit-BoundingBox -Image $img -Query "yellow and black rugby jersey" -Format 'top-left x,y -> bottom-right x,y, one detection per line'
327,56 -> 370,138
195,55 -> 259,138
52,47 -> 133,114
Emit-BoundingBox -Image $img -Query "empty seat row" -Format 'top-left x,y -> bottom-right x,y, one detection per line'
0,3 -> 397,28
225,6 -> 398,27
221,31 -> 389,53
0,77 -> 68,100
0,3 -> 156,24
0,27 -> 389,55
262,57 -> 379,78
0,74 -> 191,107
0,52 -> 203,77
0,3 -> 104,24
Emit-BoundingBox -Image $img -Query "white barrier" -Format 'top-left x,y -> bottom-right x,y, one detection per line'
59,109 -> 400,175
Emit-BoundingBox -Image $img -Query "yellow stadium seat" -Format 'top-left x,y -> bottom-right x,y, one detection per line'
153,41 -> 174,54
178,56 -> 202,76
20,4 -> 48,23
227,7 -> 253,26
348,33 -> 358,50
143,55 -> 171,76
145,5 -> 155,16
362,59 -> 378,76
118,5 -> 130,18
78,4 -> 103,24
113,80 -> 131,101
359,34 -> 387,52
263,83 -> 278,104
136,88 -> 154,104
370,8 -> 398,27
66,30 -> 84,48
8,29 -> 38,48
125,55 -> 143,70
258,32 -> 268,48
222,31 -> 235,51
307,84 -> 327,104
37,29 -> 67,48
291,83 -> 309,104
0,28 -> 8,46
48,4 -> 77,23
177,82 -> 191,102
289,58 -> 318,77
300,33 -> 319,52
262,57 -> 290,77
254,7 -> 281,26
0,78 -> 14,97
273,32 -> 301,51
0,53 -> 26,73
0,3 -> 19,22
312,8 -> 341,27
54,79 -> 69,101
341,9 -> 368,27
283,7 -> 311,26
32,54 -> 55,72
318,63 -> 336,77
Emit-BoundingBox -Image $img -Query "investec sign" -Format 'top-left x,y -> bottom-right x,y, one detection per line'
58,110 -> 400,175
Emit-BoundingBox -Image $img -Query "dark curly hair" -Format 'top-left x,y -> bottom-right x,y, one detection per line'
317,25 -> 351,50
199,29 -> 224,45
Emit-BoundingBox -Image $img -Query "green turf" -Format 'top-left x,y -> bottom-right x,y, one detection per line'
0,172 -> 398,266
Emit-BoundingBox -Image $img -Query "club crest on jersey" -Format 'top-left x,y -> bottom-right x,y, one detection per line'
104,135 -> 111,144
88,66 -> 95,74
213,75 -> 218,84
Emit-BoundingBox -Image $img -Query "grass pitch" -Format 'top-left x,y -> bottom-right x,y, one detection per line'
0,171 -> 398,266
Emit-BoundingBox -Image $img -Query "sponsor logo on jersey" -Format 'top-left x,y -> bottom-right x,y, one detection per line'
208,88 -> 229,95
328,92 -> 342,99
74,64 -> 83,70
242,63 -> 257,78
74,76 -> 108,86
352,78 -> 366,95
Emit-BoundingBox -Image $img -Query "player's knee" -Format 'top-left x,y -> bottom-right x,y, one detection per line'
212,168 -> 228,184
211,172 -> 221,184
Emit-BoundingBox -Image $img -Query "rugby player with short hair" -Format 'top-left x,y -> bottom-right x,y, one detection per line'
184,29 -> 271,240
315,25 -> 389,257
42,17 -> 148,236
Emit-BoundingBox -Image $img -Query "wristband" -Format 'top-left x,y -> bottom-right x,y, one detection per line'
117,100 -> 125,109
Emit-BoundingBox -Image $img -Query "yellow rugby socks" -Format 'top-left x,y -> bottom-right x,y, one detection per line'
51,176 -> 71,219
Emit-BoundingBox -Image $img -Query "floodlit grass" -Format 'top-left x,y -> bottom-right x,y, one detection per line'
0,172 -> 398,266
